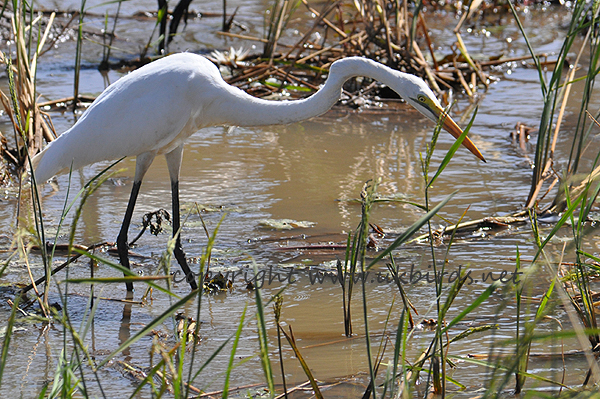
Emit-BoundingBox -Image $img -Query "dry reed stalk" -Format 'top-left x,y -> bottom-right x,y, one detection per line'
284,0 -> 342,60
453,60 -> 473,97
266,0 -> 290,63
411,40 -> 440,92
272,67 -> 320,91
455,32 -> 488,89
536,176 -> 559,205
37,95 -> 96,109
377,0 -> 395,64
418,13 -> 438,70
295,32 -> 363,64
300,0 -> 360,49
0,11 -> 57,169
432,73 -> 453,91
538,30 -> 589,198
478,53 -> 548,67
226,64 -> 271,85
216,31 -> 270,44
525,43 -> 590,209
19,241 -> 113,294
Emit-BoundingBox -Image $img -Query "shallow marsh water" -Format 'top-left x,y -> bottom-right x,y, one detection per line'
0,1 -> 599,397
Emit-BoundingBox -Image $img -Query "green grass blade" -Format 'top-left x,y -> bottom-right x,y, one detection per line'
445,325 -> 498,346
367,191 -> 456,270
449,355 -> 571,389
280,326 -> 323,399
428,108 -> 478,188
507,0 -> 546,94
0,296 -> 20,383
254,262 -> 275,397
531,191 -> 584,264
223,303 -> 247,399
442,281 -> 501,333
391,310 -> 406,398
579,250 -> 600,264
188,287 -> 288,387
71,248 -> 178,297
95,289 -> 197,369
65,276 -> 172,284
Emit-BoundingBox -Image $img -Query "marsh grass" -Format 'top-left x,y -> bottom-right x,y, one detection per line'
320,107 -> 507,397
500,0 -> 600,391
24,179 -> 220,397
508,0 -> 600,211
0,1 -> 55,170
263,0 -> 301,61
477,186 -> 600,394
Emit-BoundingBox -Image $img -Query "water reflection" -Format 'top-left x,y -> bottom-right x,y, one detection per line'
119,291 -> 134,361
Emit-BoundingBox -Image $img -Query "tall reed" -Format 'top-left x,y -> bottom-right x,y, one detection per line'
508,0 -> 599,209
72,0 -> 86,111
0,1 -> 55,168
506,1 -> 600,389
263,0 -> 300,61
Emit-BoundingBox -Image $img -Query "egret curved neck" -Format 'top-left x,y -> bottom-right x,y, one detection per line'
216,80 -> 342,127
214,58 -> 409,127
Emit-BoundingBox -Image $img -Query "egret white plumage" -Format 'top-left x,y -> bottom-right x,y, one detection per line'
32,53 -> 485,291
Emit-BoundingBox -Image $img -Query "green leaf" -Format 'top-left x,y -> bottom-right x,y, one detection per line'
96,289 -> 198,369
443,281 -> 501,333
223,303 -> 247,399
428,108 -> 478,188
367,191 -> 456,270
72,248 -> 178,298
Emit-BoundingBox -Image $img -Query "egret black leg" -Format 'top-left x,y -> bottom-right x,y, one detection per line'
171,180 -> 198,290
117,180 -> 142,292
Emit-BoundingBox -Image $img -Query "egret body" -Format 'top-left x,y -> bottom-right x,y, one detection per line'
32,53 -> 485,291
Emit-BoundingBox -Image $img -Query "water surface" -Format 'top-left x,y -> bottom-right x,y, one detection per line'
0,2 -> 598,397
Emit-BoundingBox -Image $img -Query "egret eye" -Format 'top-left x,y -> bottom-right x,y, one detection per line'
417,94 -> 427,103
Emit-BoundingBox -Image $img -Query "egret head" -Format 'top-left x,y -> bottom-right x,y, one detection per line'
399,75 -> 485,162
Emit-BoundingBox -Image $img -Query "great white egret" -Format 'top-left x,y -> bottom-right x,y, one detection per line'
32,52 -> 485,292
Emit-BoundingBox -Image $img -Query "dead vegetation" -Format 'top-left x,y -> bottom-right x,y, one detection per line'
0,8 -> 56,177
215,0 -> 498,104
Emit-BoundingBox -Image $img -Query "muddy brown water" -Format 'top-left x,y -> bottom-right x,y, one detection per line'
0,1 -> 598,397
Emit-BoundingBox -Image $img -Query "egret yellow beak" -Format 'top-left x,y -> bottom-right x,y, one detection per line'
439,112 -> 486,162
416,94 -> 486,162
